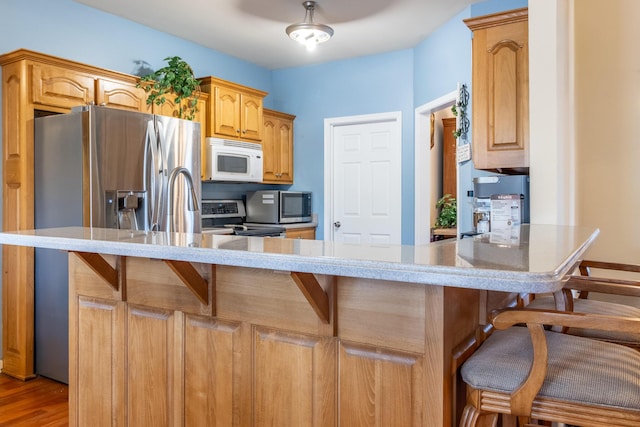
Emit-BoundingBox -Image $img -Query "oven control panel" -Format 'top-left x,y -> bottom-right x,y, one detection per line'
201,200 -> 246,218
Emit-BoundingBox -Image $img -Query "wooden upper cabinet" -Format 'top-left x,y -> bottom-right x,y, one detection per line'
465,7 -> 529,172
262,109 -> 295,184
32,62 -> 150,114
32,63 -> 95,109
95,77 -> 150,112
200,76 -> 267,142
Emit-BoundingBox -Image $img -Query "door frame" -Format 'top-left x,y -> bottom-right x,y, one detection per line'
414,89 -> 458,245
324,111 -> 402,242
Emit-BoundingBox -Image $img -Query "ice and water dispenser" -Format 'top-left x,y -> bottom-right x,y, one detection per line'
472,175 -> 530,233
105,190 -> 147,230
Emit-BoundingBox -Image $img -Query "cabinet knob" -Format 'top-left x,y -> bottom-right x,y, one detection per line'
334,221 -> 341,229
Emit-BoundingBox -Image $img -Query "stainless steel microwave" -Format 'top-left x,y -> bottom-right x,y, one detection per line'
245,191 -> 312,224
204,137 -> 263,182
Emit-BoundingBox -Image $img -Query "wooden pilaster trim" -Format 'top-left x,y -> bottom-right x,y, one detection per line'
164,260 -> 208,305
210,264 -> 216,316
118,256 -> 127,301
290,272 -> 330,324
74,251 -> 119,291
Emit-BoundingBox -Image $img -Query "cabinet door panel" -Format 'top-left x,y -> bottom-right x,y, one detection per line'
339,342 -> 424,426
214,86 -> 241,138
254,327 -> 336,426
240,93 -> 263,141
184,315 -> 249,427
277,120 -> 293,181
262,117 -> 278,180
127,305 -> 176,427
488,41 -> 524,150
96,77 -> 149,112
32,63 -> 95,108
73,297 -> 126,427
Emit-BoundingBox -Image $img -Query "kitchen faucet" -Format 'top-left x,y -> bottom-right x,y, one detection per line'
167,166 -> 199,233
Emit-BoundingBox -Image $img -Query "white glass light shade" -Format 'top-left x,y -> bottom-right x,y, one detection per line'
286,1 -> 334,50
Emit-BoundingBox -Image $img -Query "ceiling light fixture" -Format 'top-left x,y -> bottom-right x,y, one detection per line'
286,1 -> 334,51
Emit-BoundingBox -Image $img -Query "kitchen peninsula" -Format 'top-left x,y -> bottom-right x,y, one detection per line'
0,224 -> 598,427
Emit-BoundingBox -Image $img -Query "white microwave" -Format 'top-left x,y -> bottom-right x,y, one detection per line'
204,137 -> 263,182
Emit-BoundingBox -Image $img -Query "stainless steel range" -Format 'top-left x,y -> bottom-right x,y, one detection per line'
201,199 -> 286,237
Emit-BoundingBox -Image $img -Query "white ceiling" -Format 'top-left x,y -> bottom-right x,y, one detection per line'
74,0 -> 477,70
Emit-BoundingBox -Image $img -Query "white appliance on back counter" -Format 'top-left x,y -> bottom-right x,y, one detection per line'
34,105 -> 201,383
472,175 -> 530,233
204,137 -> 263,182
246,190 -> 312,224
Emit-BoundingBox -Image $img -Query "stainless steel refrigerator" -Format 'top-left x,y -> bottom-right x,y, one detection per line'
34,105 -> 201,383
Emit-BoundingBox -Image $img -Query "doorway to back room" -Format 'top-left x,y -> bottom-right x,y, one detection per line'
414,89 -> 458,245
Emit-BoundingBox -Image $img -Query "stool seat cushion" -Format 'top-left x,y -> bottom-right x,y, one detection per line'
461,327 -> 640,410
529,296 -> 640,343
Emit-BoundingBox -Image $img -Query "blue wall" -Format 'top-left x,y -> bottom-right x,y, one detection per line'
272,50 -> 414,241
0,0 -> 527,356
0,0 -> 272,97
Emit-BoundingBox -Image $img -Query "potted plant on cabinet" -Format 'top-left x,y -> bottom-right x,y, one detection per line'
137,56 -> 201,120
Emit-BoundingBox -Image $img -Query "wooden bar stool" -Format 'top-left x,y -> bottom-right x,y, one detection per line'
459,308 -> 640,426
528,260 -> 640,348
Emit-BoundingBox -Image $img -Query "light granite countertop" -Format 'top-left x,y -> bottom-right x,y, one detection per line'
0,224 -> 598,293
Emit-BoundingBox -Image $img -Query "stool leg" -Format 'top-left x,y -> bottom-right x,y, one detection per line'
459,404 -> 498,427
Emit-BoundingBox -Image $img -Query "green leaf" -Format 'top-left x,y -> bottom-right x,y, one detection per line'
137,56 -> 201,120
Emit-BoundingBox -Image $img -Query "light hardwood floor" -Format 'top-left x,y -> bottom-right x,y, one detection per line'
0,374 -> 68,426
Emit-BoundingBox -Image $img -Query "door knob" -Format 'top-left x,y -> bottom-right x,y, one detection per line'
334,221 -> 341,229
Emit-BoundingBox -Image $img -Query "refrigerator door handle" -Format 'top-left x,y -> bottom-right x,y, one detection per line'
156,119 -> 168,225
156,119 -> 168,176
144,120 -> 161,231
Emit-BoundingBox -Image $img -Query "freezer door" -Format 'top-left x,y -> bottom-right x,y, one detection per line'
155,114 -> 201,233
89,106 -> 154,229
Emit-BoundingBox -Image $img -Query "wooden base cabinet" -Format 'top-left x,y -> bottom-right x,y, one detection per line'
68,252 -> 493,427
285,226 -> 316,240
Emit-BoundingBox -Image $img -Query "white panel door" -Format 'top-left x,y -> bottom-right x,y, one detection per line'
331,118 -> 401,244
